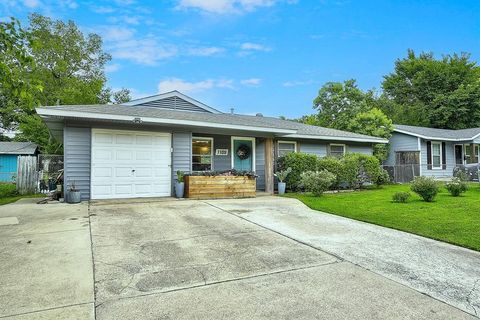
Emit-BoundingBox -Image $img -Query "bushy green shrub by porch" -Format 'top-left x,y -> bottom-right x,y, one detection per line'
277,152 -> 318,191
299,170 -> 336,196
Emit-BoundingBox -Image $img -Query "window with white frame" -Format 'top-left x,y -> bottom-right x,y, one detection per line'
329,144 -> 345,158
278,141 -> 297,157
192,137 -> 213,171
431,142 -> 442,169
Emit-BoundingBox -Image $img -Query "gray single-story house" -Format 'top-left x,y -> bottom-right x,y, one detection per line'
385,124 -> 480,179
36,91 -> 387,200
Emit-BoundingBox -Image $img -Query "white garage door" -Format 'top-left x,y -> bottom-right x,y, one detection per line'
91,129 -> 172,199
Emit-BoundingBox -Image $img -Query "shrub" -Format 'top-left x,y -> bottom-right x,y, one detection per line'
373,168 -> 391,186
0,183 -> 17,198
453,169 -> 470,182
299,170 -> 336,196
317,156 -> 344,189
410,176 -> 439,202
277,153 -> 319,191
392,191 -> 411,203
445,178 -> 468,197
342,153 -> 384,188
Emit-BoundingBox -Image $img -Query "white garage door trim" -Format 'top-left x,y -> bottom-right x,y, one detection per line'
90,129 -> 172,199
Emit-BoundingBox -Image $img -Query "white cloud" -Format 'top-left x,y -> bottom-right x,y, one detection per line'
90,5 -> 116,13
105,63 -> 121,73
176,0 -> 278,14
282,80 -> 315,87
100,26 -> 135,41
188,46 -> 225,56
240,42 -> 271,51
158,78 -> 235,94
240,78 -> 261,86
23,0 -> 40,8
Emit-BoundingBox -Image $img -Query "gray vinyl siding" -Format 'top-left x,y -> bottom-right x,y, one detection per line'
421,139 -> 455,178
474,136 -> 480,144
298,141 -> 327,157
172,132 -> 192,189
348,144 -> 373,155
255,138 -> 265,190
385,132 -> 420,166
64,126 -> 91,201
295,140 -> 373,158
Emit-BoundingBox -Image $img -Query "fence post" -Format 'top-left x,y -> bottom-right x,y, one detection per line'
16,156 -> 38,195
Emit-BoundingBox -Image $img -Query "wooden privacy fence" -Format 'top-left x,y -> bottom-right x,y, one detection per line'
16,156 -> 38,195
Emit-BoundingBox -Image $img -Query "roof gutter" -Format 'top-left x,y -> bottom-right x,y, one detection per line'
36,108 -> 297,135
394,128 -> 478,141
283,134 -> 388,144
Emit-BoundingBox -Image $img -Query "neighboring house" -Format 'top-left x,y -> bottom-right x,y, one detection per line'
36,91 -> 387,200
385,124 -> 480,180
0,142 -> 39,182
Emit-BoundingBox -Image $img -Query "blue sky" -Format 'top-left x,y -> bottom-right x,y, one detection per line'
1,0 -> 479,117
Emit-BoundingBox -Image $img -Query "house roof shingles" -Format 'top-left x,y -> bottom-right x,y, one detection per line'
0,142 -> 38,155
38,104 -> 387,143
395,124 -> 480,141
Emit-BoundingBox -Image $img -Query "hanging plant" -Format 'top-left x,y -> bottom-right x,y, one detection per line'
236,144 -> 251,160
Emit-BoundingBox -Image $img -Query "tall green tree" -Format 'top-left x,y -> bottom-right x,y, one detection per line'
1,14 -> 130,153
313,79 -> 377,130
382,49 -> 480,129
0,18 -> 42,130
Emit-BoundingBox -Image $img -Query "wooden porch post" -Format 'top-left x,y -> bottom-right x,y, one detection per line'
470,143 -> 476,163
264,138 -> 274,194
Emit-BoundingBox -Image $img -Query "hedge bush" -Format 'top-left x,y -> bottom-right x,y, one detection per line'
299,170 -> 336,196
0,183 -> 17,198
410,176 -> 439,202
277,152 -> 318,191
277,152 -> 389,191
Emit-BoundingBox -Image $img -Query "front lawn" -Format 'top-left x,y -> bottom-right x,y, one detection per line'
286,184 -> 480,251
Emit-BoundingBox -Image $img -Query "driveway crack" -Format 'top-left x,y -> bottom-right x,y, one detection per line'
466,278 -> 480,316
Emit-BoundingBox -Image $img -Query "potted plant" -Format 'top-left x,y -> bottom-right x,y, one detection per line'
175,170 -> 185,198
66,181 -> 81,204
275,167 -> 292,195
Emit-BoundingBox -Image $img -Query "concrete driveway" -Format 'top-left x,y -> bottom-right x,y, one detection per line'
89,197 -> 478,319
0,198 -> 94,319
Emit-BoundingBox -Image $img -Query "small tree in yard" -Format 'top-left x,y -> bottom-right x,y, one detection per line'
300,170 -> 336,196
410,176 -> 439,202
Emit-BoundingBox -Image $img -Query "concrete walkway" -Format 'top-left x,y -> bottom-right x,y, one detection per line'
206,196 -> 480,318
0,199 -> 94,319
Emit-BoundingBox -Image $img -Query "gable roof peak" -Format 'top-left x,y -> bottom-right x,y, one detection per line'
122,91 -> 222,114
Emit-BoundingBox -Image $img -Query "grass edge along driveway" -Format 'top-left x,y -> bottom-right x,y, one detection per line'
287,184 -> 480,252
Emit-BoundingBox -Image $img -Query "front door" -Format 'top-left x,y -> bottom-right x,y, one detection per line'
232,137 -> 255,172
455,145 -> 464,165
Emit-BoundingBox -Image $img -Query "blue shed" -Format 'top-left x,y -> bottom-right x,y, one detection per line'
0,142 -> 39,182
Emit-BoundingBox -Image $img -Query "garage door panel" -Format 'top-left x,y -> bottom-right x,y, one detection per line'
94,132 -> 113,144
91,129 -> 172,199
93,167 -> 113,178
116,134 -> 135,144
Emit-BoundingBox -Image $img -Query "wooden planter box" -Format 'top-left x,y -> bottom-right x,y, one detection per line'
184,175 -> 256,199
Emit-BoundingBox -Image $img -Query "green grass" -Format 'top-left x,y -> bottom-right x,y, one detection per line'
286,184 -> 480,251
0,183 -> 43,205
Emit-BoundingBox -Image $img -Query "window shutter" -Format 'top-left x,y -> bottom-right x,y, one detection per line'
426,141 -> 432,170
441,142 -> 446,170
